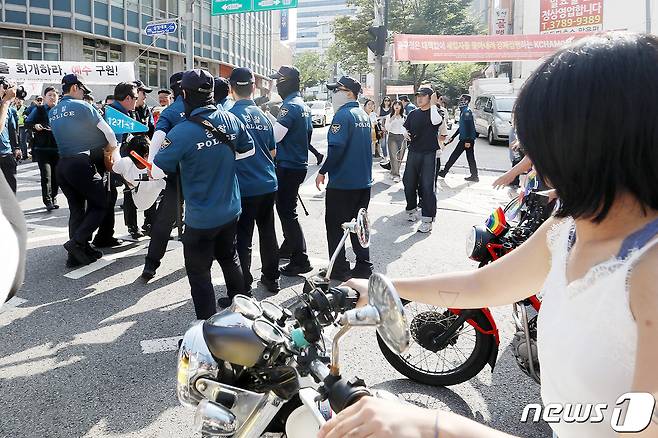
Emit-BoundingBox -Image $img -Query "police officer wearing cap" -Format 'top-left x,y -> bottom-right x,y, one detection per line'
269,65 -> 313,276
316,76 -> 373,281
49,73 -> 118,266
140,72 -> 186,281
439,94 -> 479,182
153,69 -> 255,318
213,77 -> 233,110
228,67 -> 280,293
133,80 -> 156,138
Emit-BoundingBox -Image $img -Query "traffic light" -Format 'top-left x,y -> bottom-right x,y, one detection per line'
367,25 -> 387,56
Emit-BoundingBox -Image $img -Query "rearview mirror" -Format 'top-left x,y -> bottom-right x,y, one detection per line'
368,273 -> 409,355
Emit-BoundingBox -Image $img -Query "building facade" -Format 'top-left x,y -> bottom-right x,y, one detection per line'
294,0 -> 355,55
0,0 -> 276,100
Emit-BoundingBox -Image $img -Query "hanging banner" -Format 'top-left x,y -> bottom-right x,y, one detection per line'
0,59 -> 135,84
494,8 -> 509,35
386,85 -> 415,95
540,0 -> 603,34
393,33 -> 591,63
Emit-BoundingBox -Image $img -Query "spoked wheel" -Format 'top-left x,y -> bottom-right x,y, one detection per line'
377,301 -> 496,386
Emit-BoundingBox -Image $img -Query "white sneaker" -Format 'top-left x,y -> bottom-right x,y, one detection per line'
417,222 -> 432,233
407,210 -> 419,222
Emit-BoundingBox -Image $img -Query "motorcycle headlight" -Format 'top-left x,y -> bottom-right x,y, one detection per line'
466,225 -> 496,262
177,321 -> 220,408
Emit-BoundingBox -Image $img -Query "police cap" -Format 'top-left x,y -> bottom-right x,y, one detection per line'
229,67 -> 255,86
326,76 -> 362,97
133,79 -> 153,93
62,73 -> 91,94
213,77 -> 229,102
181,69 -> 214,94
169,71 -> 184,89
268,65 -> 300,81
415,85 -> 434,96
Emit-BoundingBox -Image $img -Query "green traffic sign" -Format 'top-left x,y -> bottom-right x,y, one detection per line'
212,0 -> 298,16
212,0 -> 251,15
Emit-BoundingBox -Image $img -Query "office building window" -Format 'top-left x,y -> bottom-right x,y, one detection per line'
0,37 -> 23,60
54,0 -> 71,11
83,39 -> 122,62
0,32 -> 61,60
138,51 -> 169,89
27,42 -> 60,61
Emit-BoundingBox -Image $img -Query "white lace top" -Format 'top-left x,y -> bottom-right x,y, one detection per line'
537,218 -> 657,438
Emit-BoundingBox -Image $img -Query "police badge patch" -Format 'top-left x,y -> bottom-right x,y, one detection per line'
279,107 -> 289,117
161,138 -> 171,149
330,123 -> 341,134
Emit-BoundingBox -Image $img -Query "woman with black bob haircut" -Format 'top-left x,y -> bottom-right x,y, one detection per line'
320,32 -> 658,438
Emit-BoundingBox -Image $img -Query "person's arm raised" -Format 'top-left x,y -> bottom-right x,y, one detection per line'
348,215 -> 557,308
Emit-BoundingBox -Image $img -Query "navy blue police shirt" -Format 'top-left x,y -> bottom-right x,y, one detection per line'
229,99 -> 277,198
457,106 -> 477,141
50,95 -> 108,157
319,101 -> 373,190
154,105 -> 255,230
155,95 -> 186,134
276,91 -> 312,169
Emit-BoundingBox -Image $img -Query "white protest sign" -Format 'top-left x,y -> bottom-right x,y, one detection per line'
0,59 -> 135,84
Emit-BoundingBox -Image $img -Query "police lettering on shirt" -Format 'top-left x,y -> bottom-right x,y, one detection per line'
49,95 -> 107,157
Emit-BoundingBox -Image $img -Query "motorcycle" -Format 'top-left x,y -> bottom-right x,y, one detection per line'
376,172 -> 556,386
176,209 -> 411,437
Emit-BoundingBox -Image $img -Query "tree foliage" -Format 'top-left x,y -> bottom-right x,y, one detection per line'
330,0 -> 483,84
293,52 -> 332,89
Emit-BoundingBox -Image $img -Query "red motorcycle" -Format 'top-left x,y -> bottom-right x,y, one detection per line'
377,176 -> 554,386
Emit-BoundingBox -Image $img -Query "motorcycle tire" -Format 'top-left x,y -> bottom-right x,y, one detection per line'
377,302 -> 496,386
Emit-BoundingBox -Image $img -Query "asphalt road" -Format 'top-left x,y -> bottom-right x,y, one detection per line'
0,127 -> 551,438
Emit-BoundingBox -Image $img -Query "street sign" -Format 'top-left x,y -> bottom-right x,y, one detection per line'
212,0 -> 297,16
144,21 -> 177,36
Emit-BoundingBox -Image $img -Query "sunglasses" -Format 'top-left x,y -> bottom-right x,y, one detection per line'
332,87 -> 350,93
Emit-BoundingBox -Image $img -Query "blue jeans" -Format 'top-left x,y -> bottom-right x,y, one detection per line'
380,134 -> 388,158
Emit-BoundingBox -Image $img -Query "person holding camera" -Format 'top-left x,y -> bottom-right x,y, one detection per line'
0,84 -> 21,193
24,87 -> 60,211
49,74 -> 118,266
402,85 -> 443,234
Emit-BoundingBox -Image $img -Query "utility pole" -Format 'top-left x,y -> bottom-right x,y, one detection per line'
646,0 -> 652,33
373,0 -> 385,105
185,0 -> 195,70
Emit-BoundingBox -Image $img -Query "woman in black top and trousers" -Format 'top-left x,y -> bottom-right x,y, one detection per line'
24,87 -> 60,211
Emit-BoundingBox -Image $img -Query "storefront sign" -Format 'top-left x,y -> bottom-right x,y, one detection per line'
540,0 -> 603,34
393,33 -> 591,63
494,8 -> 509,35
0,59 -> 135,84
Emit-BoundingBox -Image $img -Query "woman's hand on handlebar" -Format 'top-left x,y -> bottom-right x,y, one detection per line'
318,397 -> 435,438
342,279 -> 369,307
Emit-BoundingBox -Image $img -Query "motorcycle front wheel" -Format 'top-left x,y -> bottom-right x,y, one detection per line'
377,301 -> 496,386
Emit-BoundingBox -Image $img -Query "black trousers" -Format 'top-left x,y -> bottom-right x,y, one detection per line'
123,188 -> 156,231
309,144 -> 322,159
325,187 -> 372,276
183,219 -> 245,320
35,152 -> 59,206
434,156 -> 441,185
57,155 -> 107,244
403,151 -> 437,219
95,182 -> 118,241
0,154 -> 17,193
442,140 -> 478,178
275,166 -> 309,265
237,191 -> 279,290
145,175 -> 182,271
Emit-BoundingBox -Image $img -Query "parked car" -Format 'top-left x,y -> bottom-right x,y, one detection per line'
310,100 -> 334,127
472,94 -> 516,144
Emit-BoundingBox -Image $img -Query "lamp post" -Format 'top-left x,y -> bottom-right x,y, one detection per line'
185,0 -> 196,70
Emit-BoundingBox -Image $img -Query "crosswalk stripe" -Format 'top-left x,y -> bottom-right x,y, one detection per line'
140,336 -> 182,354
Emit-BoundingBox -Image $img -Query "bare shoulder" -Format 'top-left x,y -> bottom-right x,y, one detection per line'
629,242 -> 658,321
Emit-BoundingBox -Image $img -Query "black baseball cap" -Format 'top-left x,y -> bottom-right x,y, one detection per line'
181,69 -> 213,94
326,76 -> 362,96
268,65 -> 300,81
229,67 -> 255,86
61,73 -> 91,94
415,85 -> 434,96
133,79 -> 153,93
169,71 -> 184,89
460,93 -> 472,102
213,77 -> 229,101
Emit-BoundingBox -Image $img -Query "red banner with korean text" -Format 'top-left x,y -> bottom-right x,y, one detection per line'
393,33 -> 592,63
540,0 -> 603,34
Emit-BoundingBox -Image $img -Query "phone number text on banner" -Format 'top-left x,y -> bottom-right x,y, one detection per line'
0,59 -> 135,84
540,0 -> 603,34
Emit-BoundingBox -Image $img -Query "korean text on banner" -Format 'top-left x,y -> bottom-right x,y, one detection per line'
0,59 -> 135,84
540,0 -> 603,34
393,33 -> 592,63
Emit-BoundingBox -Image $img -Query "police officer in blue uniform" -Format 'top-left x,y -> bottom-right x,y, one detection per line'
213,76 -> 233,110
0,86 -> 20,193
316,76 -> 373,281
50,74 -> 118,266
439,94 -> 479,182
153,69 -> 255,318
141,72 -> 185,281
269,65 -> 313,276
228,67 -> 280,294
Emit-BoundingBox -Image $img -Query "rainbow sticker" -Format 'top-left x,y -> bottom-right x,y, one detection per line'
486,207 -> 507,236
